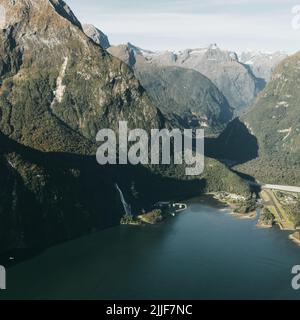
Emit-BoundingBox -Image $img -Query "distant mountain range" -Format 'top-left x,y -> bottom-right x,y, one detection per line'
134,64 -> 233,134
239,51 -> 288,82
106,43 -> 233,135
105,41 -> 287,114
83,25 -> 288,117
140,44 -> 266,113
91,28 -> 297,186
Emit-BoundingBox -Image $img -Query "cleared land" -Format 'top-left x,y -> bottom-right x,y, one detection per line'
260,189 -> 295,230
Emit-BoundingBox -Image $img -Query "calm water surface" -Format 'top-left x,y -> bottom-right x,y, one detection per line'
2,197 -> 300,300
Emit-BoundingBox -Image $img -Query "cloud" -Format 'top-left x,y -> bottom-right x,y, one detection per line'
67,0 -> 300,53
88,12 -> 298,52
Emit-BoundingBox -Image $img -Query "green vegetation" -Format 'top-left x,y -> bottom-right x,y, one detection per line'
138,209 -> 163,225
234,158 -> 300,186
216,52 -> 300,185
135,65 -> 233,135
120,214 -> 142,225
262,208 -> 275,221
201,158 -> 251,196
234,197 -> 257,214
243,52 -> 300,168
214,191 -> 257,215
286,203 -> 300,228
0,0 -> 252,254
244,53 -> 300,183
257,208 -> 275,227
275,191 -> 300,228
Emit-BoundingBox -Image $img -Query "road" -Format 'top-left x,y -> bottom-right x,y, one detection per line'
262,184 -> 300,193
245,180 -> 300,194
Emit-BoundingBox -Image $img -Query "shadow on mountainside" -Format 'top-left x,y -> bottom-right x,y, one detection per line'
0,132 -> 206,265
205,117 -> 259,165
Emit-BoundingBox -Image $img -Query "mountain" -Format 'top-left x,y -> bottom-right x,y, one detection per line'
217,52 -> 300,185
134,64 -> 233,134
107,43 -> 139,67
0,0 -> 164,150
137,44 -> 265,113
0,132 -> 119,253
107,42 -> 155,68
82,24 -> 110,49
0,0 -> 166,252
0,0 -> 251,254
108,43 -> 233,134
240,51 -> 288,82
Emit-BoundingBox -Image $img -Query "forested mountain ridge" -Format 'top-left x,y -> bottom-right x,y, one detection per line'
107,43 -> 234,135
0,0 -> 251,254
217,52 -> 300,185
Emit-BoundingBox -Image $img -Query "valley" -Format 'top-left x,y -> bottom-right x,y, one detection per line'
0,0 -> 252,256
0,0 -> 299,301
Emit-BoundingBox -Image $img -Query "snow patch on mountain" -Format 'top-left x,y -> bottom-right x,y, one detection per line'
51,57 -> 68,108
240,51 -> 288,81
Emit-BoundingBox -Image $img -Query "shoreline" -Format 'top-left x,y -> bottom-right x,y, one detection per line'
207,192 -> 257,220
289,233 -> 300,246
256,222 -> 273,229
230,211 -> 257,220
208,192 -> 300,249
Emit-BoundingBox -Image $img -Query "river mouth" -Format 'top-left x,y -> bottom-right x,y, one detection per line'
1,196 -> 300,300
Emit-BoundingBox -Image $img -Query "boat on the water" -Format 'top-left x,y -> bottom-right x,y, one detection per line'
173,203 -> 188,212
153,201 -> 187,213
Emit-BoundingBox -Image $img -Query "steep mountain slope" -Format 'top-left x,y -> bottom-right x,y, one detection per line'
135,64 -> 233,134
107,42 -> 149,68
240,51 -> 288,82
244,52 -> 300,162
0,132 -> 121,253
0,0 -> 251,254
0,0 -> 165,253
108,43 -> 233,134
4,131 -> 244,254
82,24 -> 110,49
218,52 -> 300,185
140,44 -> 265,113
0,0 -> 164,152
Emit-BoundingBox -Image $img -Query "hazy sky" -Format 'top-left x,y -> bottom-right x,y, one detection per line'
67,0 -> 300,53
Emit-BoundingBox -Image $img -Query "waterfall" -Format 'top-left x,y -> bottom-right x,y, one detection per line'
115,184 -> 132,216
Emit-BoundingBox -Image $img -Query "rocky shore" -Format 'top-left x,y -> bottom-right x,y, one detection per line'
120,209 -> 164,226
256,208 -> 275,228
289,231 -> 300,246
212,192 -> 258,219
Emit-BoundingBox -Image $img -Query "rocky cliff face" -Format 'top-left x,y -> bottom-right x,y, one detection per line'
0,0 -> 164,253
240,51 -> 288,82
0,0 -> 164,153
0,0 -> 251,254
83,24 -> 110,49
108,43 -> 233,134
134,65 -> 233,135
131,44 -> 265,113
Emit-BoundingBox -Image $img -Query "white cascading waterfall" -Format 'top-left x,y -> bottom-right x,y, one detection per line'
115,184 -> 132,216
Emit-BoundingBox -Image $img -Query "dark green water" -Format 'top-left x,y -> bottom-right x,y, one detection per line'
1,197 -> 300,300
